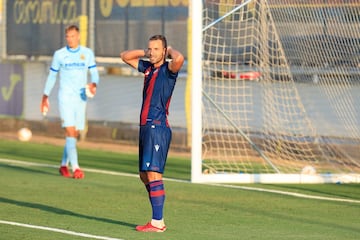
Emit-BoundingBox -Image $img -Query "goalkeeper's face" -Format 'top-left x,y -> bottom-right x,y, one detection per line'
147,39 -> 166,67
65,29 -> 80,49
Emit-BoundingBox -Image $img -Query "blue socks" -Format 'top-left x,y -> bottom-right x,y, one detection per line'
147,180 -> 165,220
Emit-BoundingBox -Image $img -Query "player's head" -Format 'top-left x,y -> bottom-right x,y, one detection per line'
65,25 -> 80,49
147,35 -> 167,67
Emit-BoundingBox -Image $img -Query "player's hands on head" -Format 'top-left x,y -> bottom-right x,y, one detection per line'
144,49 -> 150,58
166,46 -> 172,59
41,95 -> 49,116
86,83 -> 97,98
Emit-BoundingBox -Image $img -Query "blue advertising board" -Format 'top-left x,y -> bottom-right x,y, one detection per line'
0,64 -> 24,117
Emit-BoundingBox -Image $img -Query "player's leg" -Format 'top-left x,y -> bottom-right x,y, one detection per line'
58,95 -> 85,178
58,96 -> 73,177
59,142 -> 71,177
70,97 -> 87,179
136,171 -> 167,232
64,126 -> 81,176
136,125 -> 171,232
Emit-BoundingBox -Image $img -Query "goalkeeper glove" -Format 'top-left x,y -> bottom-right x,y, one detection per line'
41,95 -> 49,116
85,83 -> 97,98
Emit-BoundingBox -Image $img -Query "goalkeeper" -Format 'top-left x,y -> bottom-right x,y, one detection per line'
120,35 -> 184,232
40,24 -> 99,179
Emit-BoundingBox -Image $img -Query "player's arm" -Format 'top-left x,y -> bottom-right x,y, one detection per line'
167,46 -> 184,73
88,50 -> 100,86
41,51 -> 60,115
40,68 -> 58,115
85,66 -> 99,98
86,51 -> 100,98
120,49 -> 147,69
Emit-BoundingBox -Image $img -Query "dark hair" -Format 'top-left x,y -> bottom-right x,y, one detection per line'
149,35 -> 167,49
65,25 -> 79,33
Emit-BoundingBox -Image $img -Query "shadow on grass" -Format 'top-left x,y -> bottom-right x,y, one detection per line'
0,163 -> 57,176
0,197 -> 136,229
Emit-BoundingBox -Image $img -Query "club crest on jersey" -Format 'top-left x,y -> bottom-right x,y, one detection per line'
145,69 -> 150,76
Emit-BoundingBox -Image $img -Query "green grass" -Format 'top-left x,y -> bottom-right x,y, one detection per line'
0,139 -> 359,240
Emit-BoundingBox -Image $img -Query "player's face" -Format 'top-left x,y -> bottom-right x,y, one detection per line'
66,29 -> 80,49
147,39 -> 166,67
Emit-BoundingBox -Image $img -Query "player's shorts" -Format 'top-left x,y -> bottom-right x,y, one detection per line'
58,90 -> 87,130
139,123 -> 172,173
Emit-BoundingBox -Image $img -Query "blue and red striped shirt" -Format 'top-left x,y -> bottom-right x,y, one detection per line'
138,60 -> 178,126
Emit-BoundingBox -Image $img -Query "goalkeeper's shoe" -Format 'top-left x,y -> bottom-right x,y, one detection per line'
135,222 -> 166,232
73,168 -> 85,179
59,166 -> 71,178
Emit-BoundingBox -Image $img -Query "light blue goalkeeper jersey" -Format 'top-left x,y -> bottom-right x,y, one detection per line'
43,45 -> 99,97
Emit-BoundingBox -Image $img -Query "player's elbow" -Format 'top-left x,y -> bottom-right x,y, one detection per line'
171,54 -> 185,73
120,51 -> 126,60
177,54 -> 185,66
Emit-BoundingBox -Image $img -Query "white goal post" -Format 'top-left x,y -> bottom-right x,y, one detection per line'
190,0 -> 360,184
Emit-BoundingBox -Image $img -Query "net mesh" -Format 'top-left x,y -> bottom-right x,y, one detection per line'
201,0 -> 360,175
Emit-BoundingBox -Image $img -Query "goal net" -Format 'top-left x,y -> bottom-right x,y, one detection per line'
191,0 -> 360,183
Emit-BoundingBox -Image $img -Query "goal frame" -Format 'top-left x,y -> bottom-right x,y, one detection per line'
189,0 -> 360,184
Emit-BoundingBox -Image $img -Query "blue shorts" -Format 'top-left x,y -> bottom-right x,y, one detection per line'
139,124 -> 172,173
58,90 -> 87,130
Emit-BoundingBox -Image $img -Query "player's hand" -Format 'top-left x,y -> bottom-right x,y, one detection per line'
166,46 -> 173,59
85,83 -> 97,98
41,95 -> 49,116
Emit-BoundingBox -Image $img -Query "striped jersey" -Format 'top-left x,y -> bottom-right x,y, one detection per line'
138,60 -> 178,126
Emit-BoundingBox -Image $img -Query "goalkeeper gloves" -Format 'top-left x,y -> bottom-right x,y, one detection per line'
41,95 -> 49,116
85,83 -> 97,98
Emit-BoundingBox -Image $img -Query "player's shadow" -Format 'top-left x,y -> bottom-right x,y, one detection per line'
0,197 -> 136,228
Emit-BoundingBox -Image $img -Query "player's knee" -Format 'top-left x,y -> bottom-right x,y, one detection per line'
65,127 -> 78,138
139,172 -> 148,184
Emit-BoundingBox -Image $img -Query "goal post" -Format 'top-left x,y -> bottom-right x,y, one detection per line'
190,0 -> 360,184
190,0 -> 203,183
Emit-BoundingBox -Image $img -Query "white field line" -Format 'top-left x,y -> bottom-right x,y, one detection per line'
0,220 -> 124,240
1,157 -> 359,238
208,183 -> 360,204
1,158 -> 360,205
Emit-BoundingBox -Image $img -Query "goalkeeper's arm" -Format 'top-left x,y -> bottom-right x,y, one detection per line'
41,69 -> 57,115
86,65 -> 99,98
40,94 -> 49,116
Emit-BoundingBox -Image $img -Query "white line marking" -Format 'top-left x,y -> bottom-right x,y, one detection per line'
208,183 -> 360,204
1,158 -> 360,238
1,158 -> 359,205
0,220 -> 124,240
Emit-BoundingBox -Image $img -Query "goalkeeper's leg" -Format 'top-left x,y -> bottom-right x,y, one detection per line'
59,148 -> 71,177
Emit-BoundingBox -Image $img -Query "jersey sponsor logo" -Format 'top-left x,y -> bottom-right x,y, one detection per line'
64,62 -> 86,68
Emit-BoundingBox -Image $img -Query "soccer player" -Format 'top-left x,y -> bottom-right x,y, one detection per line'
40,25 -> 99,179
120,35 -> 184,232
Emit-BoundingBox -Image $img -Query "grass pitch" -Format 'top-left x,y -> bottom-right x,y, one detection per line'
0,139 -> 359,240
